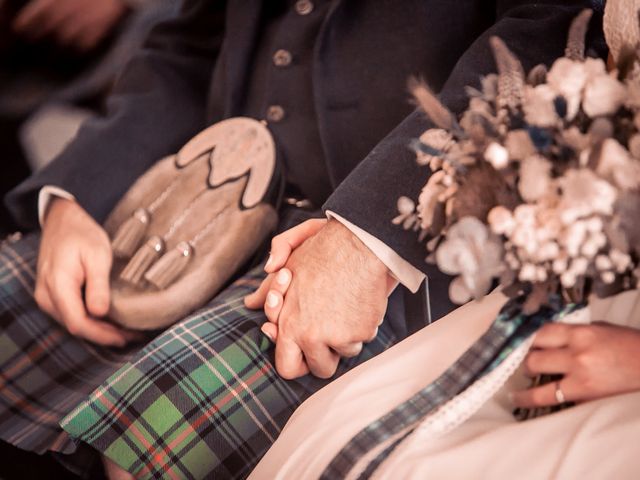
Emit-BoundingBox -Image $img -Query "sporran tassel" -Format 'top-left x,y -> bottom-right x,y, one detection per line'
145,241 -> 194,290
112,208 -> 151,259
120,235 -> 165,285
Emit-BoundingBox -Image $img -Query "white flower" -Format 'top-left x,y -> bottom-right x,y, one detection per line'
601,271 -> 616,284
547,58 -> 588,120
484,142 -> 510,170
523,84 -> 559,127
435,217 -> 503,303
595,254 -> 613,271
610,249 -> 632,273
558,169 -> 617,224
518,155 -> 552,202
397,196 -> 416,215
596,138 -> 640,191
488,206 -> 515,235
583,73 -> 626,117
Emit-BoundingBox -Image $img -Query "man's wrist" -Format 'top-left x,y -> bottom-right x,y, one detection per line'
326,219 -> 390,277
44,197 -> 77,226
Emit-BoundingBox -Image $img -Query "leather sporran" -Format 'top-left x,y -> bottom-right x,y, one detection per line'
104,117 -> 280,330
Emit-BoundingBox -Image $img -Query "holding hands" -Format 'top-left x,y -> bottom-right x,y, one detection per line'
245,219 -> 396,379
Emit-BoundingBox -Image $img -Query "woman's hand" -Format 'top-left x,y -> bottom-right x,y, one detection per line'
244,219 -> 327,341
511,322 -> 640,408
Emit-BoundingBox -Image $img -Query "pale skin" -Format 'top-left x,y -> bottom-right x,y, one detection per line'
246,220 -> 640,405
12,0 -> 128,52
246,218 -> 397,379
36,198 -> 140,347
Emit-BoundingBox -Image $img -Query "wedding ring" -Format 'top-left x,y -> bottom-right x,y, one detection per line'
554,381 -> 566,404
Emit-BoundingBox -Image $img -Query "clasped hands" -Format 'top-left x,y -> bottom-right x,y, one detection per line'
245,218 -> 397,379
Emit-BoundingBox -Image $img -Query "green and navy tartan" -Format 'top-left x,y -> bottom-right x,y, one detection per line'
0,229 -> 397,479
322,296 -> 580,480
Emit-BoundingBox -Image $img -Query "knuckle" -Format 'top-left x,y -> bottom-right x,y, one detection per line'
575,351 -> 596,369
65,322 -> 81,337
275,363 -> 297,380
34,284 -> 47,305
531,389 -> 547,405
570,326 -> 597,346
524,352 -> 538,372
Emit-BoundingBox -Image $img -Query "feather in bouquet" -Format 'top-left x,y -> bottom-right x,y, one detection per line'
396,9 -> 640,315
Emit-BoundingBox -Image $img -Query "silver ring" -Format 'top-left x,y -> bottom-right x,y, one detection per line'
554,381 -> 566,404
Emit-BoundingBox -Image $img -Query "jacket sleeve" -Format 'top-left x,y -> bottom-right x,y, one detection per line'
5,0 -> 226,229
323,0 -> 606,318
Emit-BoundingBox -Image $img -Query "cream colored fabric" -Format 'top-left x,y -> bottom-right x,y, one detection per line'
250,290 -> 640,479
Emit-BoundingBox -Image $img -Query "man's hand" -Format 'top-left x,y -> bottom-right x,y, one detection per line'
13,0 -> 128,52
36,198 -> 136,347
512,322 -> 640,407
245,218 -> 327,342
272,220 -> 394,379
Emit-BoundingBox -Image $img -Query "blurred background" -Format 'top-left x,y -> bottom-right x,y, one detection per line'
0,0 -> 177,235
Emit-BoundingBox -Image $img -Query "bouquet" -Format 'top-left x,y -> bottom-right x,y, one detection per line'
396,9 -> 640,314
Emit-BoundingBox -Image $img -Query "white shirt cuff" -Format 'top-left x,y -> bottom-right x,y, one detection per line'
38,186 -> 76,227
326,211 -> 425,293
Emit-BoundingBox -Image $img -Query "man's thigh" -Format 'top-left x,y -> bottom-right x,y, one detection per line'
61,264 -> 399,479
0,233 -> 136,455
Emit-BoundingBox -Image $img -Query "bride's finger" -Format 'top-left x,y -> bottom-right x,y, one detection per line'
265,219 -> 327,273
531,323 -> 572,349
244,273 -> 275,309
510,379 -> 573,408
523,348 -> 572,377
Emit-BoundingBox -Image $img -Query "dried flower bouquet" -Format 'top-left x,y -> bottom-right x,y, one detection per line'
397,9 -> 640,314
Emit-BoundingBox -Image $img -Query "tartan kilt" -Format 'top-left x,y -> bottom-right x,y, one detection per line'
0,230 -> 397,479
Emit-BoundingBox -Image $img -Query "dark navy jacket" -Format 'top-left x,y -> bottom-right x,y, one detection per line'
6,0 -> 605,320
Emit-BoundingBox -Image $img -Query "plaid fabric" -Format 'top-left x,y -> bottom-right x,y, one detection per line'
0,224 -> 398,479
61,269 -> 395,479
0,233 -> 139,456
322,296 -> 580,480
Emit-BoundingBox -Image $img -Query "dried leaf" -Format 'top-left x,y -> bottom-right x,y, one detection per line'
409,77 -> 454,130
565,9 -> 593,61
490,36 -> 525,111
527,64 -> 548,86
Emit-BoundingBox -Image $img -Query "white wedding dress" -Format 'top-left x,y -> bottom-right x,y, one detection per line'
250,291 -> 640,479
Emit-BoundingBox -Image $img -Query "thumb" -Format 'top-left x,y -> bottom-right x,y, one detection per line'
83,246 -> 112,318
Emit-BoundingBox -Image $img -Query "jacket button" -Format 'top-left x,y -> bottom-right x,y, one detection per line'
266,105 -> 286,123
273,49 -> 293,67
294,0 -> 314,15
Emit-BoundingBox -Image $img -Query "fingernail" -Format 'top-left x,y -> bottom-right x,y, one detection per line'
261,325 -> 275,342
266,292 -> 279,308
276,269 -> 290,286
265,255 -> 273,270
